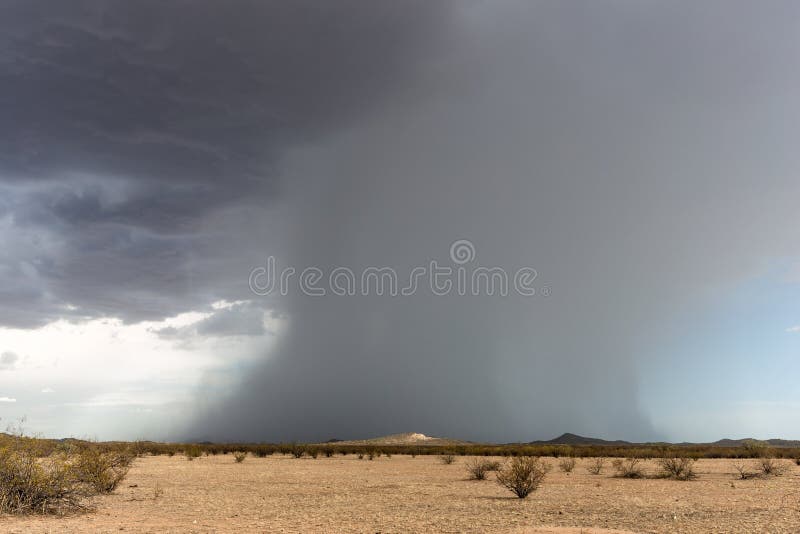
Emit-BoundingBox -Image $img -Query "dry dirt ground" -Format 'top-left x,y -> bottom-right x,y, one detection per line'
1,455 -> 799,533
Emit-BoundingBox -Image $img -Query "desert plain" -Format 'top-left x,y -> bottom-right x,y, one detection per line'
1,453 -> 798,533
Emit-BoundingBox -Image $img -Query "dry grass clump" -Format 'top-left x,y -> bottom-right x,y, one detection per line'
657,456 -> 696,481
612,457 -> 645,478
756,456 -> 788,477
233,452 -> 247,463
495,456 -> 548,498
586,457 -> 605,475
558,456 -> 576,473
465,458 -> 501,480
439,453 -> 456,465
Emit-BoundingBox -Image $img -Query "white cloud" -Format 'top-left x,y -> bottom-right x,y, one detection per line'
0,351 -> 18,370
786,326 -> 800,333
0,305 -> 282,439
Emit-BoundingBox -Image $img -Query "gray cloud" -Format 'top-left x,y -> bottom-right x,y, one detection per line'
154,301 -> 270,340
0,0 -> 452,327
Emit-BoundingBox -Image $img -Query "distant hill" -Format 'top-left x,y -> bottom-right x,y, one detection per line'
705,438 -> 800,448
322,432 -> 468,447
529,433 -> 800,448
321,431 -> 800,448
528,433 -> 634,446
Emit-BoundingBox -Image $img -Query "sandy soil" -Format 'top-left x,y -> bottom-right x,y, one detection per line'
1,455 -> 799,533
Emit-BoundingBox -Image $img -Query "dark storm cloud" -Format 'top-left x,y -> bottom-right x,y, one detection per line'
0,0 -> 452,326
1,0 -> 449,188
182,1 -> 800,443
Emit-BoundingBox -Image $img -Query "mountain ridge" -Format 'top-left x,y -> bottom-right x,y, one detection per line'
525,432 -> 800,448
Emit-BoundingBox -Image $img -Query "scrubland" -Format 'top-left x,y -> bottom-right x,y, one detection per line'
1,436 -> 799,533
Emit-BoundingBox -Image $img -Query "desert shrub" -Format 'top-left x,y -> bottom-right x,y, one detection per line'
484,460 -> 502,471
184,445 -> 202,461
0,446 -> 87,515
558,456 -> 576,473
323,447 -> 334,458
439,453 -> 456,465
495,456 -> 548,499
732,460 -> 756,480
252,446 -> 271,458
757,457 -> 788,476
233,452 -> 247,463
72,446 -> 134,493
129,441 -> 147,458
586,457 -> 605,475
357,453 -> 364,460
290,445 -> 305,459
657,456 -> 696,481
465,458 -> 494,480
795,457 -> 800,466
612,457 -> 645,478
307,448 -> 319,459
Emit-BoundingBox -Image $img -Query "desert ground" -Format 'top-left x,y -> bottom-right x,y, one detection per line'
1,454 -> 798,533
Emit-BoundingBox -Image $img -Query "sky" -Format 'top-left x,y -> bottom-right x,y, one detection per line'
1,0 -> 800,443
